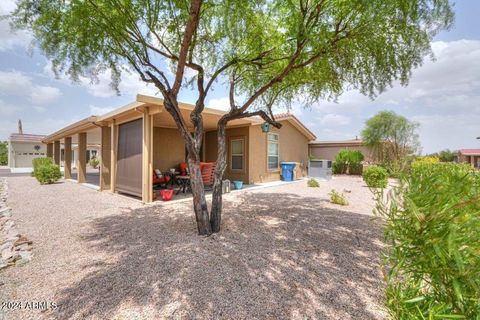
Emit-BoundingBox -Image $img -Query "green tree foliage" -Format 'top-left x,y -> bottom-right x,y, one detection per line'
332,150 -> 364,175
10,0 -> 453,235
362,111 -> 421,174
374,163 -> 480,319
428,149 -> 457,162
0,141 -> 7,165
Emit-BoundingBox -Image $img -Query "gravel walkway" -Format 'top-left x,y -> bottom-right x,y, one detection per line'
1,176 -> 386,319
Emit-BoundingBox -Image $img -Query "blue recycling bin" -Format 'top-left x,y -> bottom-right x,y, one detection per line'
280,162 -> 296,181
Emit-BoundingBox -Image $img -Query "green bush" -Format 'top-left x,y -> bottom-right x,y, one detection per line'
333,150 -> 364,175
307,178 -> 320,187
89,157 -> 100,169
32,157 -> 62,184
329,189 -> 348,205
363,165 -> 388,188
374,163 -> 480,319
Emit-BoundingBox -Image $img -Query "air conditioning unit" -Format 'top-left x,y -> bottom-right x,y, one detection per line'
308,159 -> 332,180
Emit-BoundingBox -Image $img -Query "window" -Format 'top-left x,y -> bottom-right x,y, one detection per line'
267,133 -> 279,170
230,138 -> 244,171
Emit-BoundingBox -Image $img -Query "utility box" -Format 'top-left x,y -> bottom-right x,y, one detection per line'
308,159 -> 332,180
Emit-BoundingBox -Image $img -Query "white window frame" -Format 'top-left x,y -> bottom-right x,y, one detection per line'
267,133 -> 279,171
230,138 -> 245,171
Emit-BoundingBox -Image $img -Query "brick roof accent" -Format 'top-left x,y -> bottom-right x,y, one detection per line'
9,133 -> 46,143
272,112 -> 317,140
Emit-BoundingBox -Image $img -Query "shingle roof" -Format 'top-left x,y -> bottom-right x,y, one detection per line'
9,133 -> 46,143
272,112 -> 317,140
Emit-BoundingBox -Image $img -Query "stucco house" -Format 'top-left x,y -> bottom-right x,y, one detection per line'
7,121 -> 46,173
43,94 -> 316,202
309,138 -> 374,162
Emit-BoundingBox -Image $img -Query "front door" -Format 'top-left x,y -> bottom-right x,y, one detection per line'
116,119 -> 142,197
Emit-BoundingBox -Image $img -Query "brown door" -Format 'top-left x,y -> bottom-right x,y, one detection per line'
116,118 -> 142,197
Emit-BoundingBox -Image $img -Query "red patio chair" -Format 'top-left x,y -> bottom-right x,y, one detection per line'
153,169 -> 170,186
200,162 -> 216,190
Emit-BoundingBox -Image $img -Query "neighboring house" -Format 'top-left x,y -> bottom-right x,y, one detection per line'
7,121 -> 46,173
457,149 -> 480,168
309,138 -> 374,162
42,94 -> 316,202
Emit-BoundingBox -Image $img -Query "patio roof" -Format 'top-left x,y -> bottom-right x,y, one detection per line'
44,94 -> 316,142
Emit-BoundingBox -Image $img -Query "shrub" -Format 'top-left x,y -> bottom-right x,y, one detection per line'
363,165 -> 388,188
329,189 -> 348,205
307,178 -> 320,187
333,150 -> 364,175
32,157 -> 62,184
89,157 -> 100,169
374,163 -> 480,319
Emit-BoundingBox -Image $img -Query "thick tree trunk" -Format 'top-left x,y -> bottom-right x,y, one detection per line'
210,121 -> 227,233
188,154 -> 212,235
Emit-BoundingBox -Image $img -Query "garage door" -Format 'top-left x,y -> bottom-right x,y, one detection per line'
116,119 -> 142,197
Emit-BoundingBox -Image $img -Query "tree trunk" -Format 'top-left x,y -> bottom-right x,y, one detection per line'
210,121 -> 227,233
188,155 -> 212,235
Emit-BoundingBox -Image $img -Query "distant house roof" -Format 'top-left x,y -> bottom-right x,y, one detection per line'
9,133 -> 46,143
309,138 -> 364,146
459,149 -> 480,156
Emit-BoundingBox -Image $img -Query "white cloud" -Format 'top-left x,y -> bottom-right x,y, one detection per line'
30,86 -> 62,105
33,106 -> 46,113
0,99 -> 22,116
0,0 -> 32,52
295,39 -> 480,153
89,105 -> 115,116
318,113 -> 351,126
0,70 -> 62,105
207,96 -> 230,111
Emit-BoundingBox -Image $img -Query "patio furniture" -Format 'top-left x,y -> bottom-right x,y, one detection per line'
153,169 -> 171,187
176,175 -> 191,194
201,162 -> 216,190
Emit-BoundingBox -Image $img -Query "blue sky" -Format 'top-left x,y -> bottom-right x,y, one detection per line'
0,1 -> 479,153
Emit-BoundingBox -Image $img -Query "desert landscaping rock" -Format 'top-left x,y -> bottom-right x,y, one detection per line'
0,178 -> 33,270
1,175 -> 386,319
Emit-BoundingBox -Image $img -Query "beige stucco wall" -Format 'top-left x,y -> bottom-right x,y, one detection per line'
205,126 -> 250,183
152,127 -> 185,171
309,144 -> 374,162
8,141 -> 47,168
249,120 -> 309,183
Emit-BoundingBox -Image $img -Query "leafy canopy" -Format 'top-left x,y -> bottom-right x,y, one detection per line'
362,110 -> 420,168
10,0 -> 454,111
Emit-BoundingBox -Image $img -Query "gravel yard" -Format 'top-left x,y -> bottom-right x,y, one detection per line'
1,175 -> 386,319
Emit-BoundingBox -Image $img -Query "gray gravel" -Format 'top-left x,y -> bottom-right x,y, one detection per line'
1,175 -> 386,319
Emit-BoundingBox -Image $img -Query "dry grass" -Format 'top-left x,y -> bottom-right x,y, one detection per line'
1,175 -> 385,319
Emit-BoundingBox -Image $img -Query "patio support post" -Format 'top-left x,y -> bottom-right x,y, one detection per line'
100,126 -> 111,191
142,108 -> 153,203
46,143 -> 53,158
64,137 -> 72,179
471,156 -> 475,168
53,140 -> 60,165
110,121 -> 117,192
78,132 -> 87,183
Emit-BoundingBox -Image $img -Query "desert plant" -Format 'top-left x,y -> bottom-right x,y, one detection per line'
373,162 -> 480,319
32,157 -> 62,184
329,189 -> 348,206
363,165 -> 388,188
0,141 -> 7,165
333,150 -> 364,175
89,157 -> 100,169
307,178 -> 320,188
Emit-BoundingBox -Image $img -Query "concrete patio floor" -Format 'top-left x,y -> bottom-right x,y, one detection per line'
1,175 -> 386,319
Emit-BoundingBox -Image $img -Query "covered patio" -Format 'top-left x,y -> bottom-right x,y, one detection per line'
43,95 -> 259,202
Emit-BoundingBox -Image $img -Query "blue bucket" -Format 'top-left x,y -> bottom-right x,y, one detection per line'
233,180 -> 243,190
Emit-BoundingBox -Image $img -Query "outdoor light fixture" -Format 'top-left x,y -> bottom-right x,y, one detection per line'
261,122 -> 271,133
